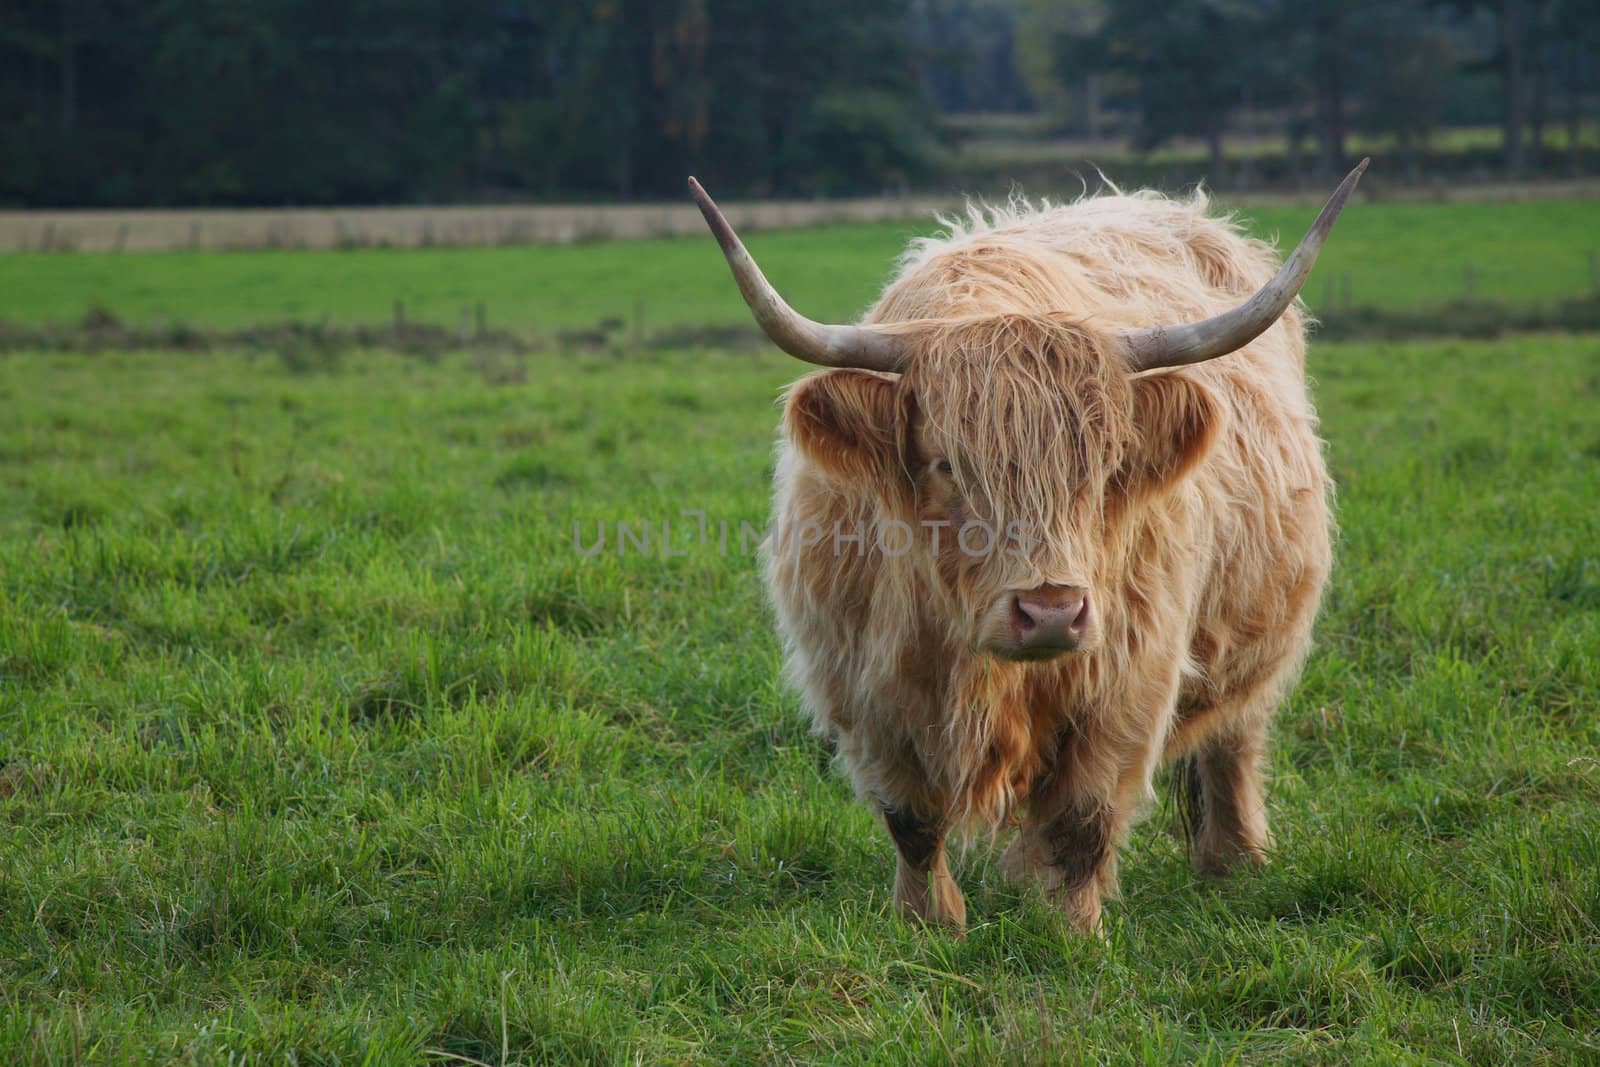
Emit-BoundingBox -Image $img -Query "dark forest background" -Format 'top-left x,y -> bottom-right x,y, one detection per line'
2,0 -> 1596,208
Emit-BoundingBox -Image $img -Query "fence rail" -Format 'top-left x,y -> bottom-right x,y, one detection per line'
0,196 -> 960,254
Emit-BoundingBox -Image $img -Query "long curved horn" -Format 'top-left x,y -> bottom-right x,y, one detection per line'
1119,158 -> 1369,373
688,177 -> 908,373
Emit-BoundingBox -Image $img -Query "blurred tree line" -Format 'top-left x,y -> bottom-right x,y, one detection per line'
1,0 -> 941,206
0,0 -> 1594,207
942,0 -> 1596,180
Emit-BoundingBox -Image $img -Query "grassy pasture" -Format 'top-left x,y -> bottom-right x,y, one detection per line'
3,197 -> 1599,334
949,125 -> 1600,179
945,116 -> 1600,160
2,323 -> 1599,1059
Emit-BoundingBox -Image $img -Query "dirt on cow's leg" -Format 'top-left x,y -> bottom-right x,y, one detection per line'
1187,720 -> 1272,878
883,807 -> 966,931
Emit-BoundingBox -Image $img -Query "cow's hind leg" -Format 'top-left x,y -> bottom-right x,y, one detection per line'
883,806 -> 966,931
1173,701 -> 1273,878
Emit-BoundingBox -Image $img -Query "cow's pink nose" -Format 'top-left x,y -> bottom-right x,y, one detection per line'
1011,585 -> 1090,650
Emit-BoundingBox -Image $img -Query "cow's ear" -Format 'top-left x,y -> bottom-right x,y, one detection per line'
785,370 -> 901,482
1123,372 -> 1223,495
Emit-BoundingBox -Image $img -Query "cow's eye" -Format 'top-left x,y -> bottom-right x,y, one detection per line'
934,459 -> 954,476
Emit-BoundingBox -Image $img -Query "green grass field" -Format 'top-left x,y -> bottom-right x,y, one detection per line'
950,122 -> 1600,171
3,194 -> 1600,1062
3,197 -> 1599,333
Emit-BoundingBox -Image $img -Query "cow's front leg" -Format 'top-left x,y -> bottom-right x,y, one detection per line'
1003,797 -> 1117,935
882,806 -> 966,931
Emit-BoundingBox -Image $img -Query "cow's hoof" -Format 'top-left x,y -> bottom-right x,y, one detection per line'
1056,884 -> 1105,939
1193,835 -> 1270,879
893,869 -> 968,934
894,896 -> 968,936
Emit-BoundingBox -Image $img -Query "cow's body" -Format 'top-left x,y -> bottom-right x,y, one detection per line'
763,191 -> 1332,931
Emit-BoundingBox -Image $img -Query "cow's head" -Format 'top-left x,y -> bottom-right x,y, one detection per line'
690,164 -> 1364,662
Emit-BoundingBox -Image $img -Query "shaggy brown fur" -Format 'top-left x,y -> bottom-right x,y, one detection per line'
764,189 -> 1332,933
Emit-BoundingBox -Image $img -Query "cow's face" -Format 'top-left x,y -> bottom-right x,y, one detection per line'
785,316 -> 1222,662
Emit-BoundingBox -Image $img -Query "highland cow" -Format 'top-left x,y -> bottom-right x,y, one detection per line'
689,161 -> 1366,933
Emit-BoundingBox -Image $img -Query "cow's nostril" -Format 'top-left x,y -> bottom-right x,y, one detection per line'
1068,597 -> 1090,635
1012,595 -> 1038,633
